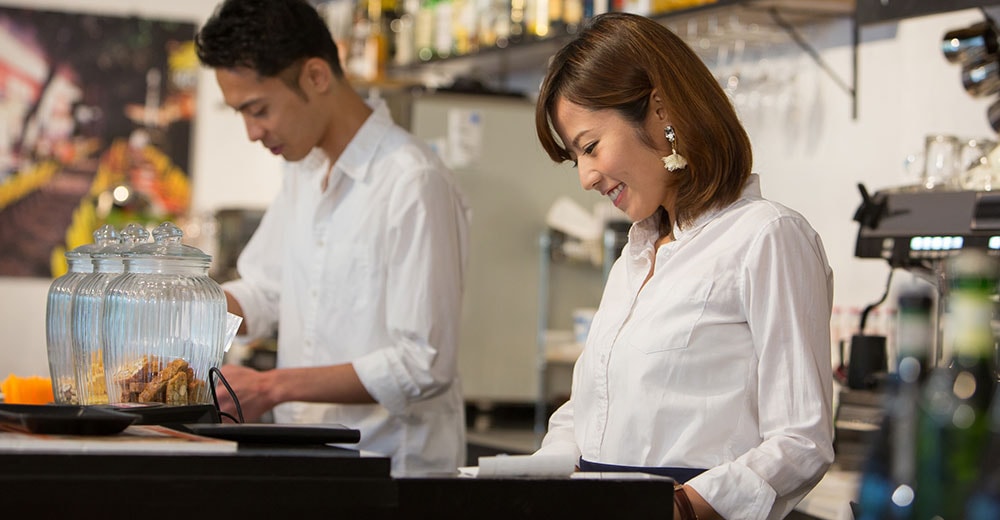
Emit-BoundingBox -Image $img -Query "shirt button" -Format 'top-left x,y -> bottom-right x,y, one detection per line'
311,289 -> 318,299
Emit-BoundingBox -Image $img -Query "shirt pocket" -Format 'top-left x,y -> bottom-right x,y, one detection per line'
324,242 -> 376,309
627,278 -> 713,354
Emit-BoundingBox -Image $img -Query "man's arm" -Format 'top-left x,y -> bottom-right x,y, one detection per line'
216,363 -> 376,421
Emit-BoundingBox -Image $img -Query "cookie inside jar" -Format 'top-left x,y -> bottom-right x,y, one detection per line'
113,355 -> 209,405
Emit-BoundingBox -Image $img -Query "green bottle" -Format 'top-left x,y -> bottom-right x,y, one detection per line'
966,382 -> 1000,518
915,250 -> 998,519
855,282 -> 934,520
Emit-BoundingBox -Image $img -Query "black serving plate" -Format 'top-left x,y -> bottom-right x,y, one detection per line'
0,404 -> 136,435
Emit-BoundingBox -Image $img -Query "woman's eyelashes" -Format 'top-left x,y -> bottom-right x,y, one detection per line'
571,142 -> 597,167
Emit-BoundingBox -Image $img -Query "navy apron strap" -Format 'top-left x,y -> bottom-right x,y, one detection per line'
578,458 -> 707,484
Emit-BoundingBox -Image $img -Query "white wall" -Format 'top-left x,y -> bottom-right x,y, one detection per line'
0,3 -> 993,383
749,11 -> 995,335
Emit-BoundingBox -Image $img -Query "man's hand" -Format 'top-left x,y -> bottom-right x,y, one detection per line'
215,364 -> 276,422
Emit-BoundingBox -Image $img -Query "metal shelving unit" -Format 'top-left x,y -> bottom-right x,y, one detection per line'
534,224 -> 629,435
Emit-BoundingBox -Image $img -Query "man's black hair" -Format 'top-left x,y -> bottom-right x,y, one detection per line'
195,0 -> 344,80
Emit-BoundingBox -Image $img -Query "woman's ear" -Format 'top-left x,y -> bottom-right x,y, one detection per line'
650,90 -> 666,122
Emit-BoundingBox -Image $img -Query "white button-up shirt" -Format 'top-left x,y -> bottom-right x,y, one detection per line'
536,175 -> 834,519
224,100 -> 471,476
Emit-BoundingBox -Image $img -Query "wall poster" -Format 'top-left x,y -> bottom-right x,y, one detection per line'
0,6 -> 197,278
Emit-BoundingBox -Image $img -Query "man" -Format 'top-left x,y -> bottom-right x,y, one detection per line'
195,0 -> 470,476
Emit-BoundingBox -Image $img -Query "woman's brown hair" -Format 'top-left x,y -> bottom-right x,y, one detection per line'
535,12 -> 752,229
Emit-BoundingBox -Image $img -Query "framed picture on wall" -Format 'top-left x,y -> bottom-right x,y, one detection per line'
0,6 -> 197,278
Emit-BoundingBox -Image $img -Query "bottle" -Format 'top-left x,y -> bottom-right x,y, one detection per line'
451,0 -> 474,55
888,285 -> 934,517
392,0 -> 419,66
433,0 -> 453,58
44,225 -> 116,404
967,383 -> 1000,518
348,0 -> 387,82
493,0 -> 513,47
563,0 -> 583,32
855,283 -> 934,520
509,0 -> 526,44
476,0 -> 499,48
914,250 -> 998,519
381,0 -> 402,64
414,0 -> 435,61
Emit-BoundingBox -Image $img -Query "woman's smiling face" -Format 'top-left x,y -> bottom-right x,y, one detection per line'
552,96 -> 674,222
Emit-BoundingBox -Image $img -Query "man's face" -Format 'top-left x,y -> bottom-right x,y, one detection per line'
215,66 -> 322,162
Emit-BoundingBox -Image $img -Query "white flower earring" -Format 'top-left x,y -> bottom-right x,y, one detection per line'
661,125 -> 688,171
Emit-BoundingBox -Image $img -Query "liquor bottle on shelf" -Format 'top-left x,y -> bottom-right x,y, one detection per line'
524,0 -> 545,38
346,0 -> 388,81
476,0 -> 498,48
414,0 -> 435,61
380,0 -> 403,66
967,383 -> 1000,518
855,282 -> 934,520
433,0 -> 454,58
547,0 -> 565,36
915,250 -> 998,519
493,0 -> 513,47
392,0 -> 418,66
563,0 -> 583,32
509,0 -> 527,44
451,0 -> 477,55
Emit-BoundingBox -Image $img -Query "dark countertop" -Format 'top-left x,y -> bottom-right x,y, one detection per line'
0,444 -> 675,519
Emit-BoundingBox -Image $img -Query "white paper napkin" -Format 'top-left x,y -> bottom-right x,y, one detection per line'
475,454 -> 577,478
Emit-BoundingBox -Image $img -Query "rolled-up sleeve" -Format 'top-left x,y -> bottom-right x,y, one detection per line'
353,169 -> 469,413
687,215 -> 835,520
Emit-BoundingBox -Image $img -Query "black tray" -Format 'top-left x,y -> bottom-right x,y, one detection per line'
95,403 -> 220,426
181,423 -> 361,445
0,404 -> 136,435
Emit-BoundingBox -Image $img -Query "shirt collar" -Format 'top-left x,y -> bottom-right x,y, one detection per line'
300,97 -> 393,183
627,174 -> 761,253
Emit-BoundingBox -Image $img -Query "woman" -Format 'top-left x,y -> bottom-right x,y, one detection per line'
533,12 -> 834,520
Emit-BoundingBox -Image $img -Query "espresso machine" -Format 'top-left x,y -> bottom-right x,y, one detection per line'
854,184 -> 1000,359
829,185 -> 1000,469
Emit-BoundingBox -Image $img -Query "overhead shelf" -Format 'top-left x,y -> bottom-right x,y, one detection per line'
855,0 -> 1000,26
387,0 -> 857,115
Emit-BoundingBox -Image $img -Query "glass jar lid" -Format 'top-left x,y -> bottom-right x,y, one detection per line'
92,222 -> 150,259
129,221 -> 211,262
65,224 -> 118,260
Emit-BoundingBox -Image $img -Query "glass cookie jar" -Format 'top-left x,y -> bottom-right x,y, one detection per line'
45,224 -> 117,404
102,222 -> 226,406
72,223 -> 150,405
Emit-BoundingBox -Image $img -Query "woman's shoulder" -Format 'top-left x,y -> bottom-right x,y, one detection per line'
709,197 -> 821,251
729,195 -> 813,228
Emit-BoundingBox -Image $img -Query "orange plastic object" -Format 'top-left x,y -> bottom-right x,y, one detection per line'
1,374 -> 55,404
